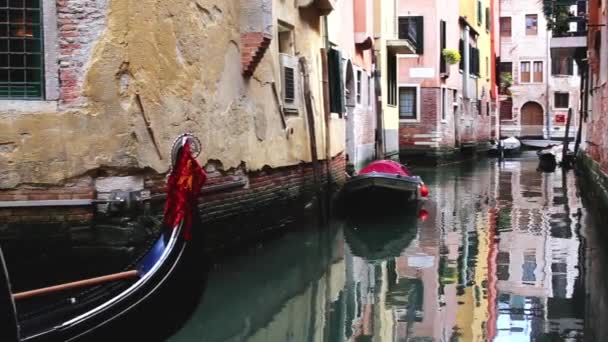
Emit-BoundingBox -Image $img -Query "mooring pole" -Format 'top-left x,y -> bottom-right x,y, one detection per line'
562,107 -> 573,167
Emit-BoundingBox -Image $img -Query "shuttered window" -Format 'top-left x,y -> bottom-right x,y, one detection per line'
533,61 -> 543,82
0,0 -> 44,99
486,8 -> 490,31
459,39 -> 464,71
520,61 -> 531,83
469,46 -> 480,76
500,17 -> 511,37
327,48 -> 345,114
398,16 -> 424,54
387,53 -> 397,106
477,1 -> 482,26
440,20 -> 447,74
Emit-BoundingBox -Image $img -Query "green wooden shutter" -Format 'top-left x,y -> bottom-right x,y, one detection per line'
486,8 -> 490,31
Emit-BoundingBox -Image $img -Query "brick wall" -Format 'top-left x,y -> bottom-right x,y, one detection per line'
0,155 -> 345,246
399,88 -> 439,149
56,0 -> 109,106
0,178 -> 95,226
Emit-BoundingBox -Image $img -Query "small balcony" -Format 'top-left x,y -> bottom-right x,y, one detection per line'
386,38 -> 416,54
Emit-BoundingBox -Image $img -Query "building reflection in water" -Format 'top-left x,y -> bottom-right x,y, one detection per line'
169,154 -> 590,342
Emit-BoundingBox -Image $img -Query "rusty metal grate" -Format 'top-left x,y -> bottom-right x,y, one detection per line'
0,0 -> 44,99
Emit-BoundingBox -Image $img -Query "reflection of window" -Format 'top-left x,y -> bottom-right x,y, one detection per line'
522,251 -> 536,282
399,86 -> 417,119
497,252 -> 510,281
555,93 -> 569,108
525,14 -> 538,35
0,0 -> 44,98
500,17 -> 512,37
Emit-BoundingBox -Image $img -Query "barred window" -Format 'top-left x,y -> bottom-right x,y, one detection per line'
0,0 -> 44,99
398,87 -> 417,120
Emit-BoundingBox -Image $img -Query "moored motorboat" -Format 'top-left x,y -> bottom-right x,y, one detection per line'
0,134 -> 208,342
342,160 -> 428,205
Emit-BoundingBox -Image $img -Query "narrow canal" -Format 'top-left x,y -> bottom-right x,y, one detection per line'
168,152 -> 607,341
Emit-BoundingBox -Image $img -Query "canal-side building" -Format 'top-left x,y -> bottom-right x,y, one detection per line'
0,0 -> 345,245
328,0 -> 377,172
579,0 -> 608,209
499,0 -> 582,140
458,0 -> 495,152
373,0 -> 497,162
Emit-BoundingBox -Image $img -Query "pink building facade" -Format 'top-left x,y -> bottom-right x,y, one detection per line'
328,0 -> 378,171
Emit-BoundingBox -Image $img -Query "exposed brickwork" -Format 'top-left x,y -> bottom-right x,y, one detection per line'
241,32 -> 272,77
0,179 -> 95,225
399,88 -> 439,148
56,0 -> 109,106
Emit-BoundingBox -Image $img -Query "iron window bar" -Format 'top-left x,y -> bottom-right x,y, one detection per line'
0,0 -> 44,99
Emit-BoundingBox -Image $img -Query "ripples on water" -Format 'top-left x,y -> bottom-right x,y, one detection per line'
170,153 -> 604,342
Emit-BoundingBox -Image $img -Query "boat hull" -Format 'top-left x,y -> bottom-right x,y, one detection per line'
343,173 -> 422,199
12,215 -> 207,342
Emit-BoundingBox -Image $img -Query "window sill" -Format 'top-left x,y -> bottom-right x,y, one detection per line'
387,104 -> 397,108
441,119 -> 448,124
400,118 -> 419,123
0,100 -> 58,113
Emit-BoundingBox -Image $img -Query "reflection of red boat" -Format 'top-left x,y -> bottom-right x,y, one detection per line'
343,160 -> 428,202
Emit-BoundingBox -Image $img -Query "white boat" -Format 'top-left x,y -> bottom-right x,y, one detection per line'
489,137 -> 522,155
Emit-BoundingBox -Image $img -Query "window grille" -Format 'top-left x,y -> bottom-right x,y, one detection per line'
0,0 -> 44,99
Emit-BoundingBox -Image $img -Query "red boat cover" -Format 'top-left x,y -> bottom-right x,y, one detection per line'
358,160 -> 412,177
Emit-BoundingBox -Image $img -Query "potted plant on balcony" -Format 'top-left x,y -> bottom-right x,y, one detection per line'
441,49 -> 461,78
442,49 -> 461,66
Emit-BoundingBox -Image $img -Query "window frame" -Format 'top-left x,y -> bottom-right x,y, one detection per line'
0,0 -> 60,102
525,14 -> 538,36
398,16 -> 424,54
554,92 -> 570,109
520,60 -> 544,84
398,84 -> 420,122
500,17 -> 512,37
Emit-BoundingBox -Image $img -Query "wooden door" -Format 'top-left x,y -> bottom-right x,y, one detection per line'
520,102 -> 544,136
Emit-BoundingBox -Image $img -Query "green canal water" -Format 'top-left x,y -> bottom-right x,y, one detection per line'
168,152 -> 608,342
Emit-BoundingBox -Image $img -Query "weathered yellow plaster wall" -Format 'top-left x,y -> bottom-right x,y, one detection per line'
0,0 -> 344,189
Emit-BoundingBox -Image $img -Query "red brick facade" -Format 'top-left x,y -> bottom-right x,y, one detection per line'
241,32 -> 272,77
0,155 -> 346,232
56,0 -> 108,106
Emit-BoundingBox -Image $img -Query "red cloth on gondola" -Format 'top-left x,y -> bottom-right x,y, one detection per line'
358,160 -> 412,177
163,142 -> 207,241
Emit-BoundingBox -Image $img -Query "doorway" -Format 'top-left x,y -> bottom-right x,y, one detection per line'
520,101 -> 544,137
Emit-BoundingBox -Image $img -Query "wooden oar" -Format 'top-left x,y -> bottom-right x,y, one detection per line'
13,270 -> 139,301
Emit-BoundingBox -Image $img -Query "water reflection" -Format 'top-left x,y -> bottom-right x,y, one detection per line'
170,153 -> 594,341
